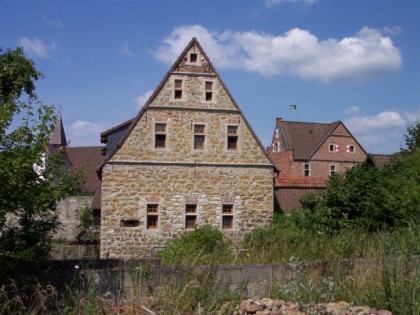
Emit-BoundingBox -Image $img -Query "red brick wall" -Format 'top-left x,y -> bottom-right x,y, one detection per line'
275,187 -> 324,214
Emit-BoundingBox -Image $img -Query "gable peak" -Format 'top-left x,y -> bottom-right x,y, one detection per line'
170,37 -> 215,75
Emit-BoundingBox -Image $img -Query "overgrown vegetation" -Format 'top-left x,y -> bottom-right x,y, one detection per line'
158,225 -> 232,266
0,48 -> 81,282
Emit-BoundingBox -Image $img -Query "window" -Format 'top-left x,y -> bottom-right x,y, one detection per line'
273,142 -> 280,152
205,81 -> 213,101
227,125 -> 238,151
189,53 -> 198,63
304,163 -> 310,177
329,144 -> 339,152
330,165 -> 337,176
155,123 -> 167,149
185,204 -> 197,229
346,145 -> 355,153
193,124 -> 206,150
121,219 -> 139,227
222,204 -> 234,230
146,204 -> 159,229
174,79 -> 183,99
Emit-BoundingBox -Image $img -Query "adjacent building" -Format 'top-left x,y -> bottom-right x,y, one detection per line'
99,38 -> 276,258
269,118 -> 367,213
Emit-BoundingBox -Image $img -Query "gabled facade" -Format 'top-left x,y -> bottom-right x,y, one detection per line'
269,118 -> 367,213
99,38 -> 275,258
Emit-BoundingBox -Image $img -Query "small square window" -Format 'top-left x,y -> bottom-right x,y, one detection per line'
205,81 -> 213,91
190,53 -> 198,63
346,145 -> 355,153
174,90 -> 182,99
329,144 -> 339,152
174,79 -> 183,89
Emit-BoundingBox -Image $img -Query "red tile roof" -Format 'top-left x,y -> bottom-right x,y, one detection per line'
280,120 -> 340,160
275,175 -> 327,188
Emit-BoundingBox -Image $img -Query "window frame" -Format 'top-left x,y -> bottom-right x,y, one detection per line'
226,125 -> 239,151
173,78 -> 184,100
146,203 -> 160,230
221,204 -> 234,230
193,123 -> 206,151
204,80 -> 214,102
329,164 -> 337,176
273,142 -> 281,152
329,144 -> 339,152
346,145 -> 356,153
154,122 -> 167,149
304,162 -> 310,177
185,204 -> 198,230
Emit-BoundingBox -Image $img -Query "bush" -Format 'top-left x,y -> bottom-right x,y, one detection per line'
158,225 -> 232,266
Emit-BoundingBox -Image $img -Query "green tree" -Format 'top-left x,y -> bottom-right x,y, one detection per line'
0,48 -> 80,278
401,120 -> 420,154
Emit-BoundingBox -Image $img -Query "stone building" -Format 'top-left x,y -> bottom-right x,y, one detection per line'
269,118 -> 367,213
98,38 -> 276,258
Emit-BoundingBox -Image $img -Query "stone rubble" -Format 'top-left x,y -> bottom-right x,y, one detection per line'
233,297 -> 392,315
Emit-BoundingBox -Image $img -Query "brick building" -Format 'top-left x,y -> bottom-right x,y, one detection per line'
269,118 -> 367,213
98,38 -> 276,258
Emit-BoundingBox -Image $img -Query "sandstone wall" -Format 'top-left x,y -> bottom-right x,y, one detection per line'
100,164 -> 273,258
55,196 -> 93,241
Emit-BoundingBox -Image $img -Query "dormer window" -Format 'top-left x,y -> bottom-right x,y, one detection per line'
189,53 -> 198,63
174,79 -> 183,100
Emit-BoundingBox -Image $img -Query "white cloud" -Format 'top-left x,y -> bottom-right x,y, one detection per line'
154,25 -> 402,83
133,90 -> 154,110
265,0 -> 317,7
42,15 -> 63,27
19,37 -> 57,58
344,106 -> 360,115
383,26 -> 402,36
119,44 -> 137,57
344,111 -> 407,153
67,120 -> 111,146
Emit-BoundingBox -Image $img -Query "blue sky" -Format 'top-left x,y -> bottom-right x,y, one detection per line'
2,0 -> 420,154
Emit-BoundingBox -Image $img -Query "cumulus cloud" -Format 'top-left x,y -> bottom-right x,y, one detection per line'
265,0 -> 317,7
133,90 -> 154,109
67,120 -> 111,146
154,25 -> 402,83
119,44 -> 137,57
344,106 -> 360,115
344,111 -> 408,153
19,37 -> 57,58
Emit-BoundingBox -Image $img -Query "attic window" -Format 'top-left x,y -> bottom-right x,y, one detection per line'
205,81 -> 213,101
346,145 -> 355,153
190,53 -> 198,63
227,125 -> 239,151
174,79 -> 183,100
329,144 -> 339,152
273,142 -> 280,152
155,123 -> 167,149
